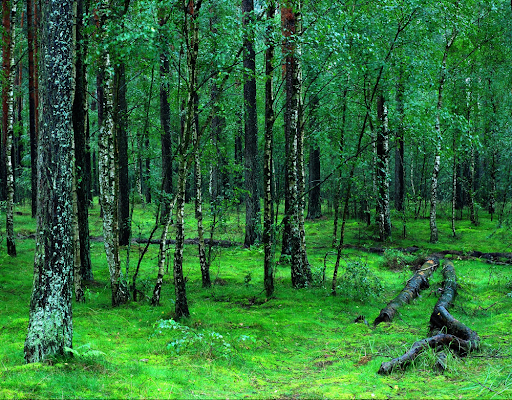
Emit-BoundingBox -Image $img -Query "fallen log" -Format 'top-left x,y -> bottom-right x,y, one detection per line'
430,261 -> 480,350
378,260 -> 480,375
374,257 -> 439,326
378,333 -> 476,375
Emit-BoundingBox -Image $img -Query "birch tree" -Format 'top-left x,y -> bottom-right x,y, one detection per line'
2,0 -> 16,256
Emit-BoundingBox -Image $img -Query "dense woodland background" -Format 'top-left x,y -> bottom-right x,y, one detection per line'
1,0 -> 512,382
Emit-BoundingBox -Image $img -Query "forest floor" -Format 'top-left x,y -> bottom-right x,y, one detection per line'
1,201 -> 512,399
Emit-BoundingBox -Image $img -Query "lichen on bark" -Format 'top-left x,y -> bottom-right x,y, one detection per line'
24,0 -> 75,364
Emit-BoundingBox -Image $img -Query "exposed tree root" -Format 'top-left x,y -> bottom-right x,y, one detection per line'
374,257 -> 439,326
377,260 -> 480,375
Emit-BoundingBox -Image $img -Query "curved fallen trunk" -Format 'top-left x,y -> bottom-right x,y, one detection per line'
430,261 -> 480,349
374,257 -> 439,326
378,260 -> 480,375
378,333 -> 476,375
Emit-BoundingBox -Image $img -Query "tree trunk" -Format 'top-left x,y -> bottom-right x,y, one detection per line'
243,0 -> 260,247
451,132 -> 457,237
3,0 -> 16,256
194,99 -> 210,287
430,32 -> 456,243
171,0 -> 204,319
395,68 -> 405,212
73,0 -> 93,282
307,96 -> 321,219
263,0 -> 275,298
25,0 -> 74,363
97,6 -> 128,306
159,14 -> 173,221
151,197 -> 177,306
376,93 -> 391,241
27,0 -> 38,217
282,0 -> 311,287
374,257 -> 439,326
114,61 -> 131,246
174,155 -> 191,318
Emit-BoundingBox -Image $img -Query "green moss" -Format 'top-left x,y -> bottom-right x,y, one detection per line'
1,202 -> 512,397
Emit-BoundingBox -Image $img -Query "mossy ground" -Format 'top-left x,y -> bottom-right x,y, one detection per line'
1,201 -> 512,398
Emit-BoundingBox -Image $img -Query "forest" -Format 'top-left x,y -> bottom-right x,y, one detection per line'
1,0 -> 512,398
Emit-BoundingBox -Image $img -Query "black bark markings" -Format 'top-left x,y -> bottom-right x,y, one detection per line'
377,260 -> 481,375
374,256 -> 439,326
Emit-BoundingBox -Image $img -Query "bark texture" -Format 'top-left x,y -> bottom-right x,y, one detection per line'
97,5 -> 128,306
263,0 -> 276,298
430,32 -> 456,243
282,0 -> 311,287
243,0 -> 260,247
73,0 -> 93,282
3,0 -> 16,256
25,0 -> 74,363
151,197 -> 177,306
159,11 -> 173,221
27,0 -> 39,218
376,94 -> 391,241
114,61 -> 131,246
374,257 -> 439,326
378,260 -> 480,375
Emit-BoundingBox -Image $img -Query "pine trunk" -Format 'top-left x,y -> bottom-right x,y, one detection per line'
25,0 -> 74,363
73,0 -> 93,282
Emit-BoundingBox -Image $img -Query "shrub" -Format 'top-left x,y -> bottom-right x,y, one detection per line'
337,260 -> 383,302
382,249 -> 417,270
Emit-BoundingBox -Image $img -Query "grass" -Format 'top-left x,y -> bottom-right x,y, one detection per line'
1,200 -> 512,398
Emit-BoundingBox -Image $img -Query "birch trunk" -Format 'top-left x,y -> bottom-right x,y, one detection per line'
27,0 -> 38,217
195,138 -> 210,288
172,0 -> 203,319
3,0 -> 16,256
25,0 -> 74,363
243,0 -> 260,247
97,6 -> 128,306
451,134 -> 457,237
430,31 -> 456,243
263,0 -> 275,298
159,12 -> 173,222
151,197 -> 177,306
376,93 -> 391,241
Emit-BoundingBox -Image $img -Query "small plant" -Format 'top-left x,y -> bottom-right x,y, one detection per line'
64,343 -> 106,359
337,260 -> 383,301
310,264 -> 326,287
382,249 -> 416,270
154,319 -> 254,359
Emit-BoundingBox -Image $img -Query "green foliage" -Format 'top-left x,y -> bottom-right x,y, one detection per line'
64,344 -> 106,359
382,249 -> 418,270
154,319 -> 254,360
337,259 -> 383,301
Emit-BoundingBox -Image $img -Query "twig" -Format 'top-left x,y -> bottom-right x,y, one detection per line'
476,381 -> 496,393
479,302 -> 498,311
